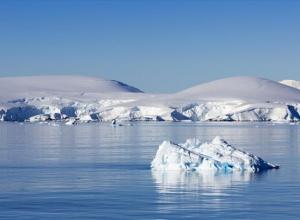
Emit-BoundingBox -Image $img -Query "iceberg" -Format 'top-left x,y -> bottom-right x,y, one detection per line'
151,136 -> 279,173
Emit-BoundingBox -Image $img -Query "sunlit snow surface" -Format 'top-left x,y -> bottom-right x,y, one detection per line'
151,136 -> 279,173
1,75 -> 300,122
279,80 -> 300,90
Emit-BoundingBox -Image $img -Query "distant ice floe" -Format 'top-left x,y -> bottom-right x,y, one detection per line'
151,136 -> 279,173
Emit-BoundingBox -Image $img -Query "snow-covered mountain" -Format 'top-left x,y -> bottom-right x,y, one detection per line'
279,80 -> 300,90
176,76 -> 300,102
0,75 -> 142,100
1,75 -> 300,123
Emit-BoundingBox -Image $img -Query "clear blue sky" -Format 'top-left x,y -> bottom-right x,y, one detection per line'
0,0 -> 299,92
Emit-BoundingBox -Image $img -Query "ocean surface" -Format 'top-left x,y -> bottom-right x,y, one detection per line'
0,122 -> 299,220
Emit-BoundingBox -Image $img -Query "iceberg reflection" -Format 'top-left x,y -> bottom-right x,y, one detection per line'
152,170 -> 255,193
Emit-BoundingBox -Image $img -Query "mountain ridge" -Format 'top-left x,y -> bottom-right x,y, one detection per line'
1,75 -> 300,123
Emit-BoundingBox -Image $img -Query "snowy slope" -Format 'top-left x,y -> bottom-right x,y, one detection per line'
279,80 -> 300,90
175,76 -> 300,102
0,75 -> 142,100
170,77 -> 300,122
1,75 -> 300,123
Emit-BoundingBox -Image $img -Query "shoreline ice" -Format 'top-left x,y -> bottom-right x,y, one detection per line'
1,76 -> 300,123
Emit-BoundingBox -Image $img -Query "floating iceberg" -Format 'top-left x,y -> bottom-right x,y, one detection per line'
151,136 -> 279,173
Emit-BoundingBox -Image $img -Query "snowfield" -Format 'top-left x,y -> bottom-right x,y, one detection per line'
1,75 -> 300,123
151,136 -> 279,173
279,79 -> 300,90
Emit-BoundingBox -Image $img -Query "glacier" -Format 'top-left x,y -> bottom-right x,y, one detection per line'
151,136 -> 279,173
1,75 -> 300,123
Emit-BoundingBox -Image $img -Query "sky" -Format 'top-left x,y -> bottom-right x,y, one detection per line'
0,0 -> 300,93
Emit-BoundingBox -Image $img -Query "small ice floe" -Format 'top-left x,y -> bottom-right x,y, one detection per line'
111,119 -> 123,126
111,119 -> 117,125
65,118 -> 77,125
151,136 -> 279,173
28,114 -> 50,123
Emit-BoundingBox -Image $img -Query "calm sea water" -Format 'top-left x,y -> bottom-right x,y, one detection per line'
0,122 -> 299,220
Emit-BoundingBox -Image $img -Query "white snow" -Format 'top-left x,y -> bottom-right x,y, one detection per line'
151,136 -> 279,173
1,75 -> 300,123
175,76 -> 300,102
0,75 -> 142,100
279,80 -> 300,90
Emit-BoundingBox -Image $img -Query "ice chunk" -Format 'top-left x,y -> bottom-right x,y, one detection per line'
65,118 -> 77,125
28,114 -> 50,122
151,136 -> 279,173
